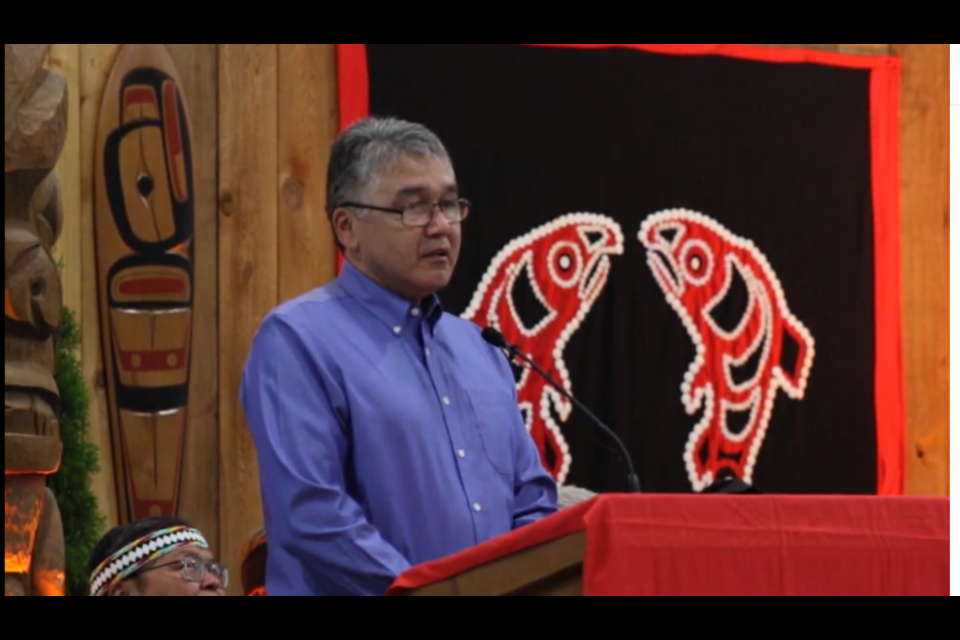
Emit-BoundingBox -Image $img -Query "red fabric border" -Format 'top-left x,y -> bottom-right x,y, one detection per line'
510,44 -> 896,69
333,44 -> 905,494
334,44 -> 370,272
868,59 -> 905,494
336,44 -> 369,131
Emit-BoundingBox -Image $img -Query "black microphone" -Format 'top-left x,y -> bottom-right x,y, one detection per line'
481,326 -> 641,493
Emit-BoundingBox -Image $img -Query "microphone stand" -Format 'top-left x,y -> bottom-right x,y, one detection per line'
505,344 -> 641,494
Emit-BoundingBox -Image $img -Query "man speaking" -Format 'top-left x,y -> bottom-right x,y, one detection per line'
240,116 -> 558,595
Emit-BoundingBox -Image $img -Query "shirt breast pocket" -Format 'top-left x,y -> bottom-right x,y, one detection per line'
463,387 -> 518,479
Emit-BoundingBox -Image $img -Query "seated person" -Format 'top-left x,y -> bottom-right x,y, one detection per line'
87,516 -> 226,596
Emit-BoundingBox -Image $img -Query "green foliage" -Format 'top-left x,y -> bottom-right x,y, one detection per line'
48,306 -> 106,596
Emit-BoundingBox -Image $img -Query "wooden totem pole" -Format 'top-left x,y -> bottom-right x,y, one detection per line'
4,43 -> 68,596
94,44 -> 195,523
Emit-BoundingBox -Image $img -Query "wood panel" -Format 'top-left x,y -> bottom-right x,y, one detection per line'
218,43 -> 279,594
78,43 -> 123,528
892,44 -> 950,496
277,44 -> 339,302
404,532 -> 586,595
46,44 -> 82,324
165,43 -> 220,548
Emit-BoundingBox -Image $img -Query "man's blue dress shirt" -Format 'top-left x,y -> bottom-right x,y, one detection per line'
240,261 -> 558,595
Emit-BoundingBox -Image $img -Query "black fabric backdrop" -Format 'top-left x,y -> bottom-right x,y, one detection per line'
363,43 -> 877,494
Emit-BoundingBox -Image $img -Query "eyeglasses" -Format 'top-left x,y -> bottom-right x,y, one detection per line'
138,554 -> 229,589
339,198 -> 471,227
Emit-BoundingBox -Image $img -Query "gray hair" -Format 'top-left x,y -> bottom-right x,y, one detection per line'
326,116 -> 451,216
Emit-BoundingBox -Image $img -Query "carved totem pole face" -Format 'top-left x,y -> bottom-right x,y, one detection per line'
5,43 -> 67,443
5,43 -> 68,596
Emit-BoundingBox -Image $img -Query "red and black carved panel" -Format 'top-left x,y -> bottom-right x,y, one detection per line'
95,44 -> 195,521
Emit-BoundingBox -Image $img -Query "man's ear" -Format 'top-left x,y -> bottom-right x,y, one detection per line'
332,208 -> 360,251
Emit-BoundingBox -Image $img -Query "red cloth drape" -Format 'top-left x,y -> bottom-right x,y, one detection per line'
581,495 -> 948,596
387,495 -> 949,595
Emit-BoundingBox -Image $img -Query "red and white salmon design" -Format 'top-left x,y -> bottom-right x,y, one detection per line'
638,209 -> 815,491
463,213 -> 624,483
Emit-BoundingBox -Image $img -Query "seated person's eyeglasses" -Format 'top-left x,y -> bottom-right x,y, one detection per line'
139,553 -> 229,588
338,198 -> 471,227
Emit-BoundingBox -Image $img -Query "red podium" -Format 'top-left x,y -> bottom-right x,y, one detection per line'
387,495 -> 950,596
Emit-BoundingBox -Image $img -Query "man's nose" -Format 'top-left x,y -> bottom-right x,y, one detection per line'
424,209 -> 456,235
200,568 -> 224,591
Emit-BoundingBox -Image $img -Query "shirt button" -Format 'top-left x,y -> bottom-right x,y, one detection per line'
425,348 -> 431,357
458,449 -> 466,458
473,503 -> 482,512
443,397 -> 450,405
410,307 -> 420,316
393,326 -> 402,335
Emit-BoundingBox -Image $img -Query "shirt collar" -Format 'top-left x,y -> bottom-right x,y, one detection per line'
337,260 -> 444,332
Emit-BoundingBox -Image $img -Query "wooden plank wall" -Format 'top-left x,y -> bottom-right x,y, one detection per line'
165,43 -> 222,556
277,44 -> 340,301
78,43 -> 123,528
46,44 -> 340,594
217,44 -> 339,593
891,44 -> 950,496
217,43 -> 279,595
45,43 -> 946,595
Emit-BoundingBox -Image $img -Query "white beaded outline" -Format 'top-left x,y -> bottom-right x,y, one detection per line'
463,213 -> 625,484
639,208 -> 816,491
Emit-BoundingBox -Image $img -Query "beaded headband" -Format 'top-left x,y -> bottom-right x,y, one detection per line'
89,525 -> 208,596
